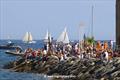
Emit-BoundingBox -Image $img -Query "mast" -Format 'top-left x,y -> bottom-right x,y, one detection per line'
91,5 -> 94,38
28,32 -> 30,43
91,5 -> 94,53
44,30 -> 52,43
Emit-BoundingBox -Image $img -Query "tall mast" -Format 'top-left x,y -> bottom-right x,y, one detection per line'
91,5 -> 94,38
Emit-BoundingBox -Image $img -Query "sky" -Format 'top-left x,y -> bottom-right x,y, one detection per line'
0,0 -> 115,40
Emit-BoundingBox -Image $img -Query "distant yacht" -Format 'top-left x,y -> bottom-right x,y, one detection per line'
7,35 -> 13,44
0,37 -> 21,50
57,27 -> 69,44
23,32 -> 36,43
44,30 -> 52,43
7,40 -> 12,44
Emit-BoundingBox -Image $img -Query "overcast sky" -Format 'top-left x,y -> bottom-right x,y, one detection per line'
0,0 -> 115,40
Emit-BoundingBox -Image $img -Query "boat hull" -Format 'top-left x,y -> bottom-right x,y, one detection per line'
5,50 -> 24,56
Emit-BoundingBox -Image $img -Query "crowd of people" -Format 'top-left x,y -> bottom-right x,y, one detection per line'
22,41 -> 120,63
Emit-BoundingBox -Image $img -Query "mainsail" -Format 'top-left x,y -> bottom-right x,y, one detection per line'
44,30 -> 49,40
57,27 -> 69,44
23,32 -> 35,43
44,30 -> 52,43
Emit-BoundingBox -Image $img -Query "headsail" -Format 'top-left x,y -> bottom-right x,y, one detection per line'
57,27 -> 69,44
29,32 -> 33,42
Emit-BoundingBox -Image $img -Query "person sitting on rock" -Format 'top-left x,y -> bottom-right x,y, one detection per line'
63,52 -> 68,60
100,51 -> 106,60
16,47 -> 21,53
56,52 -> 61,61
31,50 -> 37,59
36,49 -> 41,57
60,53 -> 64,61
108,51 -> 113,61
78,50 -> 85,59
42,54 -> 48,62
24,48 -> 33,59
35,49 -> 43,62
104,50 -> 109,62
43,49 -> 47,55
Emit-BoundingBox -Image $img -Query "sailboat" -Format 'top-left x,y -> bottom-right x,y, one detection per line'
57,27 -> 69,44
23,32 -> 36,43
44,30 -> 52,43
7,36 -> 13,44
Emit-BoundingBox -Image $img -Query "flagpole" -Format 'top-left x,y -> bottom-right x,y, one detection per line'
91,5 -> 94,38
91,4 -> 94,56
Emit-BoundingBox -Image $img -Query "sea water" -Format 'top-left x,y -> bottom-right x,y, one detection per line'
0,40 -> 48,80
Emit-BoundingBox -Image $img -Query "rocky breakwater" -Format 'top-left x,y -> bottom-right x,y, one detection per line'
3,56 -> 120,80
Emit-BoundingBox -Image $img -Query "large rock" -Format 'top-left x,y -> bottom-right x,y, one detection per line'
3,56 -> 120,80
111,71 -> 120,77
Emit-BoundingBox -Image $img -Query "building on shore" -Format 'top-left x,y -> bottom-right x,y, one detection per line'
116,0 -> 120,49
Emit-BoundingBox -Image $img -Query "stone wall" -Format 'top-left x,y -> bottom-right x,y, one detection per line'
116,0 -> 120,49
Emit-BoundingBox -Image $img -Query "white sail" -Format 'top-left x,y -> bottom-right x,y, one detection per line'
44,30 -> 52,43
63,30 -> 69,44
23,32 -> 29,42
57,27 -> 69,44
44,30 -> 49,40
49,33 -> 52,42
57,31 -> 65,42
29,32 -> 33,41
23,32 -> 35,43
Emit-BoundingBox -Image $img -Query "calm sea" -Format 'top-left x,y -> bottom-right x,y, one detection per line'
0,40 -> 48,80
